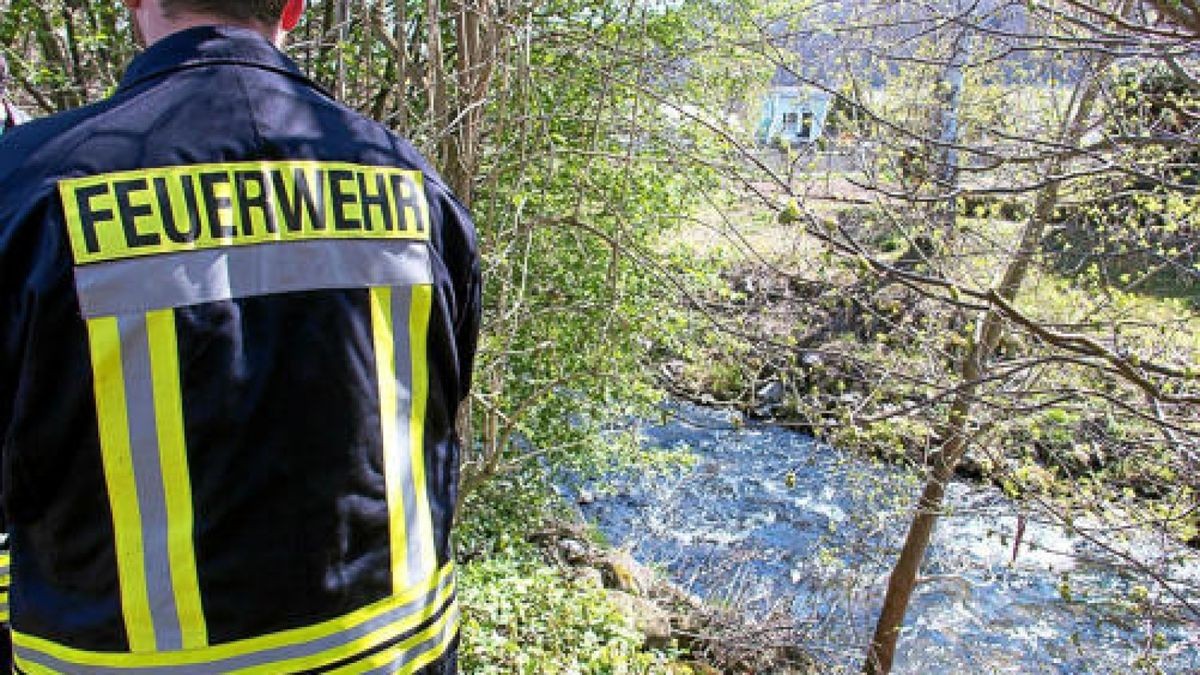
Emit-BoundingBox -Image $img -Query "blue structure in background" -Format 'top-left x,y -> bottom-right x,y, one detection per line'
756,84 -> 833,147
755,64 -> 834,147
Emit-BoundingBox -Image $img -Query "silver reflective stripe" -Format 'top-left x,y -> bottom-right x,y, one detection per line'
391,288 -> 434,588
118,314 -> 184,651
13,570 -> 456,674
74,240 -> 433,319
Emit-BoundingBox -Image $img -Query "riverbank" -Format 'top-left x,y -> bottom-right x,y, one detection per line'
654,197 -> 1200,549
456,472 -> 819,673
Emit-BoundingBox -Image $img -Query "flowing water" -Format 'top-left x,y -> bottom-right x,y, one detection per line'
574,404 -> 1200,673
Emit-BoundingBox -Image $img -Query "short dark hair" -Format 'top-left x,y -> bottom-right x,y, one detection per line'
161,0 -> 288,24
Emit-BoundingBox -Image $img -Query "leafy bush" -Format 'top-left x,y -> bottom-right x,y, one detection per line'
460,558 -> 673,674
457,476 -> 676,673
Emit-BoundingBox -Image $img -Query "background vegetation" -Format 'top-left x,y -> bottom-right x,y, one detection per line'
3,0 -> 1198,672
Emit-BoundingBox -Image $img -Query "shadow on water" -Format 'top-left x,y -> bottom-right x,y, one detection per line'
571,403 -> 1200,673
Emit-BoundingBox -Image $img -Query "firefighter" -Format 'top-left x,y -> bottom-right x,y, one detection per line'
0,1 -> 480,673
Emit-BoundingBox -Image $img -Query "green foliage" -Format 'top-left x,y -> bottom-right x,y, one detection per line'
459,559 -> 672,674
0,0 -> 134,112
460,0 -> 739,490
456,476 -> 676,674
1046,63 -> 1200,297
829,418 -> 934,466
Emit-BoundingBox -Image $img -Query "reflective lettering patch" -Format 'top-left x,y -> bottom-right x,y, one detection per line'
59,161 -> 431,264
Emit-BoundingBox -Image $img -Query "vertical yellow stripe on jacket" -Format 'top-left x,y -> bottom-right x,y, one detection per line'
1,547 -> 11,622
407,286 -> 436,580
87,317 -> 157,652
370,287 -> 410,592
146,309 -> 208,649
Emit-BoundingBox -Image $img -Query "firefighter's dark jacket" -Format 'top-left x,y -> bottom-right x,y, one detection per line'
0,26 -> 480,674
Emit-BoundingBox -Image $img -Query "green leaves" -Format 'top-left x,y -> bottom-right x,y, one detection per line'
460,557 -> 667,673
777,198 -> 803,225
458,479 -> 673,674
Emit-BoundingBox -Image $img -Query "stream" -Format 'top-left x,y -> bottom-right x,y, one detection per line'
572,403 -> 1200,673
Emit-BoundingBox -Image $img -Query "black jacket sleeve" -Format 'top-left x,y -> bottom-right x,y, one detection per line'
427,182 -> 482,402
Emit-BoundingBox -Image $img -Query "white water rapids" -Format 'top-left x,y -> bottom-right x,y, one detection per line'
574,404 -> 1200,673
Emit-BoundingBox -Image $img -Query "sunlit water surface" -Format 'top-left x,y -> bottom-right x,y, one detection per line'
573,404 -> 1200,673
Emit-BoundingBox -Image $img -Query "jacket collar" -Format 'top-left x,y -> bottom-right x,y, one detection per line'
118,25 -> 312,93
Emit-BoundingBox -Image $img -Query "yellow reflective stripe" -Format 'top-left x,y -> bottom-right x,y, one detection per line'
229,581 -> 456,675
325,602 -> 459,675
2,549 -> 10,623
12,563 -> 454,670
371,287 -> 410,592
394,609 -> 460,675
87,316 -> 157,652
146,309 -> 207,649
407,285 -> 436,579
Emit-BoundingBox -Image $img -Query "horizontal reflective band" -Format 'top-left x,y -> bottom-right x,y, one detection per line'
74,240 -> 433,319
13,564 -> 456,674
59,161 -> 431,265
328,603 -> 459,675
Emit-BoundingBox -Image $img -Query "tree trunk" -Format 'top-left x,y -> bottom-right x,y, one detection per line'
334,0 -> 349,100
863,54 -> 1112,675
439,1 -> 498,206
931,25 -> 971,234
